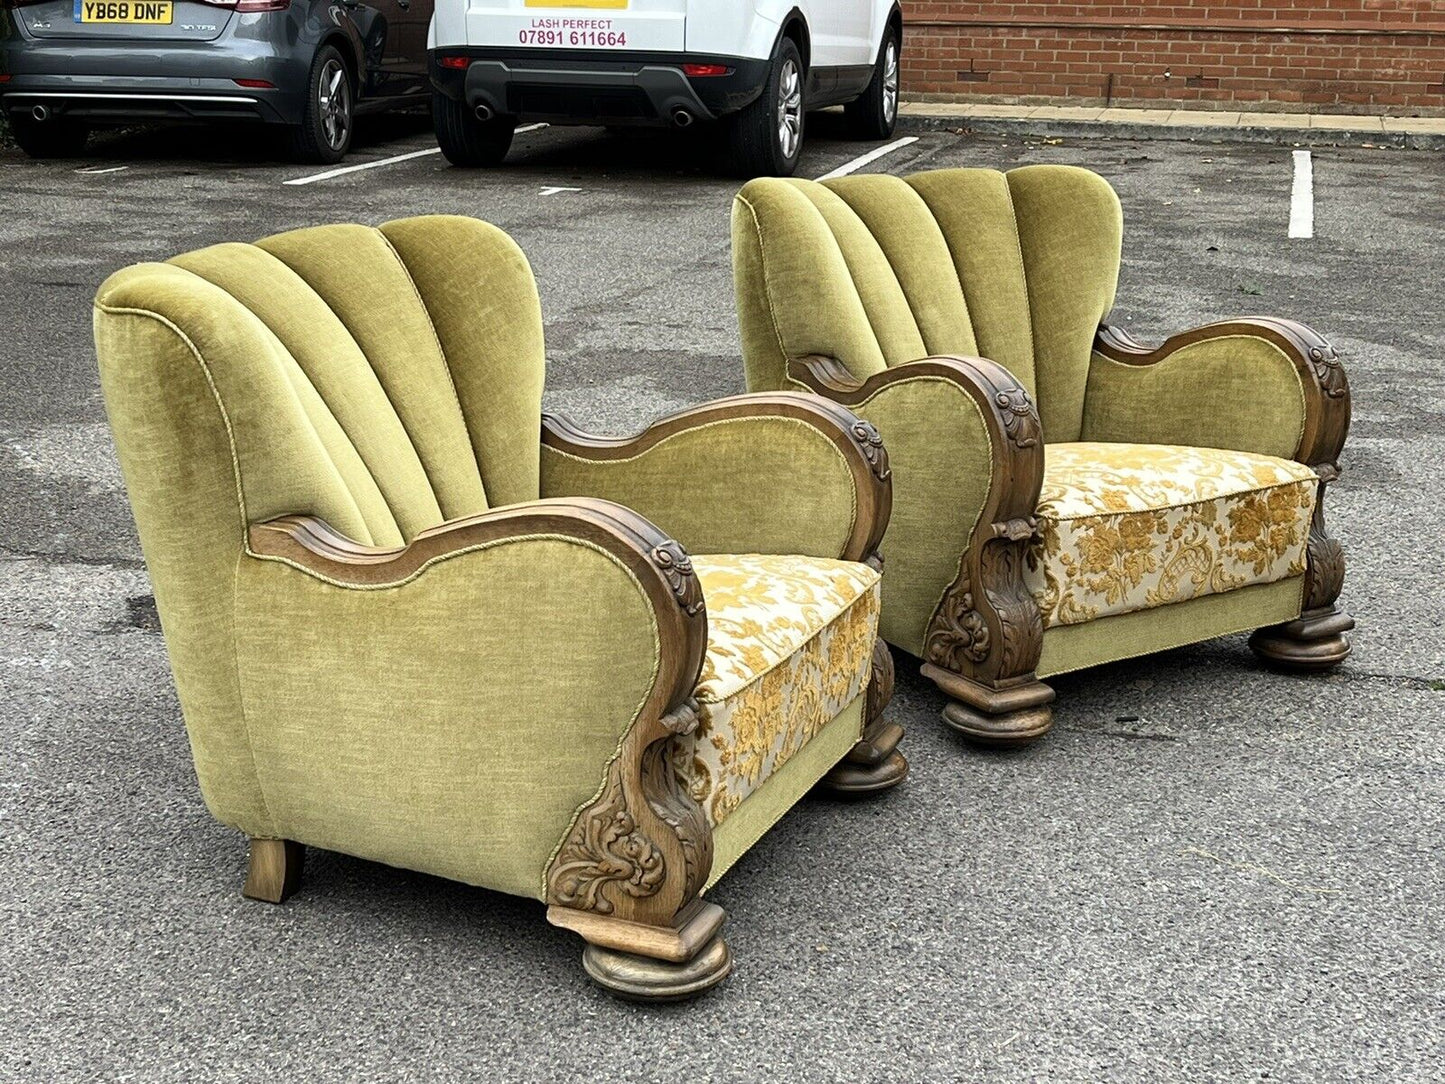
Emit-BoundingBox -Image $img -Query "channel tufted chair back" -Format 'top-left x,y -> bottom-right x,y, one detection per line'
732,165 -> 1124,441
99,216 -> 545,548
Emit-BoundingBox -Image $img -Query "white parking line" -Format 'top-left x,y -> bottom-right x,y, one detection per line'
74,165 -> 129,175
282,123 -> 548,186
814,136 -> 919,181
1289,149 -> 1314,239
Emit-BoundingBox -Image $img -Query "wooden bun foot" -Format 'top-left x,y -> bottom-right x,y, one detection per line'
582,936 -> 733,1002
1250,605 -> 1354,671
923,663 -> 1055,748
819,718 -> 909,795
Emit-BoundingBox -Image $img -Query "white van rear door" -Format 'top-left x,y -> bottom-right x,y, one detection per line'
467,0 -> 686,53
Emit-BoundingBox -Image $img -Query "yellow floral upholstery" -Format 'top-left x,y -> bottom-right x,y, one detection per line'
1030,443 -> 1318,628
680,555 -> 881,828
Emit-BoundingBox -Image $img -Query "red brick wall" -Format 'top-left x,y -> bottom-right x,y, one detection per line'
902,2 -> 1445,113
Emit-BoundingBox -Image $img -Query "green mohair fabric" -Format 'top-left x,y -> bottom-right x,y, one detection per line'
91,217 -> 573,863
1037,578 -> 1304,678
94,302 -> 275,836
1082,338 -> 1307,458
236,538 -> 661,901
733,165 -> 1123,442
379,216 -> 546,511
707,694 -> 863,890
818,375 -> 995,656
540,415 -> 859,559
1006,165 -> 1122,441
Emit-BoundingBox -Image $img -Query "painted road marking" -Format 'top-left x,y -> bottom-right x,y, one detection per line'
540,185 -> 582,196
282,123 -> 548,186
74,165 -> 129,175
814,136 -> 919,181
1289,149 -> 1314,239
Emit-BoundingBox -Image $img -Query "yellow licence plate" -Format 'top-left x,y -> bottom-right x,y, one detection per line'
77,0 -> 173,24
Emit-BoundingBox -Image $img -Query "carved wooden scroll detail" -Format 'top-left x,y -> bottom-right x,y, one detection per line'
848,419 -> 892,482
921,368 -> 1047,691
548,698 -> 711,922
650,540 -> 705,617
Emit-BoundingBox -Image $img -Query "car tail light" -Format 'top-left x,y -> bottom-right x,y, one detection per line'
682,64 -> 731,78
194,0 -> 292,10
436,56 -> 471,71
234,78 -> 276,89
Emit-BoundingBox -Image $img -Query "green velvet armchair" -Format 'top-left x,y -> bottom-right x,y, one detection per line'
732,166 -> 1352,745
94,215 -> 904,1001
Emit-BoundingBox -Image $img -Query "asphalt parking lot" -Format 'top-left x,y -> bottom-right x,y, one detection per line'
2,114 -> 1443,1082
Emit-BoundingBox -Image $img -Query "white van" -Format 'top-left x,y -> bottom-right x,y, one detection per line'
428,1 -> 902,176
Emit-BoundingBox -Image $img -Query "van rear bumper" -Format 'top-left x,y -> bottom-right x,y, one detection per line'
429,48 -> 769,126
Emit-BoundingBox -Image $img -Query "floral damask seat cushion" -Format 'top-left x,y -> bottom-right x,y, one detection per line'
681,554 -> 881,829
1029,443 -> 1319,628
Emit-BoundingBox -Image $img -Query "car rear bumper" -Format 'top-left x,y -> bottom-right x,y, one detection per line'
0,35 -> 309,125
429,48 -> 770,127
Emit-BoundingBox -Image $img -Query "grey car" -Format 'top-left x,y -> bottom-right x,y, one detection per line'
0,0 -> 432,162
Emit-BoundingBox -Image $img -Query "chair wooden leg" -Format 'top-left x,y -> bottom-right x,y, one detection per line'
549,900 -> 732,1002
923,663 -> 1055,748
242,838 -> 303,904
1250,605 -> 1355,671
819,638 -> 909,795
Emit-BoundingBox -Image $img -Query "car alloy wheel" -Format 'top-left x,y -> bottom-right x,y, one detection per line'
776,57 -> 803,161
318,58 -> 351,153
883,40 -> 899,126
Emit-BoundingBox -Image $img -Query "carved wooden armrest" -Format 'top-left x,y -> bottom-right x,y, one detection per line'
540,391 -> 891,565
1097,317 -> 1353,652
250,497 -> 719,942
1094,318 -> 1350,470
789,354 -> 1053,736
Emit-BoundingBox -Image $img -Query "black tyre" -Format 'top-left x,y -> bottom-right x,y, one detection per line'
727,35 -> 805,178
845,26 -> 900,140
432,92 -> 515,167
9,113 -> 90,159
289,45 -> 353,165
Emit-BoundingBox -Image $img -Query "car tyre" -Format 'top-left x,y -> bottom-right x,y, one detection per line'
845,27 -> 900,140
433,92 -> 516,167
9,114 -> 90,159
727,35 -> 805,178
289,45 -> 354,165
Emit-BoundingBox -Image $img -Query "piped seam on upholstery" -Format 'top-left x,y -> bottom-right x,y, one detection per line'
1085,338 -> 1308,457
734,193 -> 794,384
1039,474 -> 1320,524
543,415 -> 860,555
95,300 -> 279,834
691,575 -> 881,704
1038,576 -> 1307,678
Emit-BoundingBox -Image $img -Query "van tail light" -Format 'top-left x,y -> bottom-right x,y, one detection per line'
436,56 -> 471,70
682,64 -> 732,77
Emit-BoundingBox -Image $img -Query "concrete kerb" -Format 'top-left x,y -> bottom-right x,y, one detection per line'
898,110 -> 1445,152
